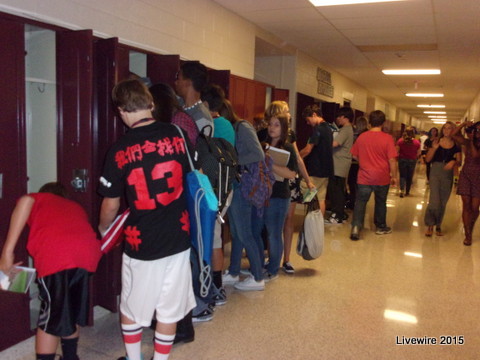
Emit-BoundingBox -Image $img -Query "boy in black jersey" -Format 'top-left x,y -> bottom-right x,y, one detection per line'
98,79 -> 196,360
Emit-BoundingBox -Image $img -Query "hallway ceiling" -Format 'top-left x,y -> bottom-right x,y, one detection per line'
214,0 -> 480,124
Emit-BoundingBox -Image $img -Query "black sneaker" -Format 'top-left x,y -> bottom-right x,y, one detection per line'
282,262 -> 295,274
212,285 -> 227,306
192,308 -> 214,323
350,226 -> 360,241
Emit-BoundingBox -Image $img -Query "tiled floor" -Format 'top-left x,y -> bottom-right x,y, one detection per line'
2,165 -> 479,359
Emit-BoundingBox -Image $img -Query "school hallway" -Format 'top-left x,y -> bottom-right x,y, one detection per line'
2,164 -> 479,360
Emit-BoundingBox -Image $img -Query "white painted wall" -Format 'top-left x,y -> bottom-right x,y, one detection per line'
295,52 -> 371,113
0,0 -> 256,78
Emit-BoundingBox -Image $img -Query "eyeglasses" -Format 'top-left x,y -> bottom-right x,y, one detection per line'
175,71 -> 180,80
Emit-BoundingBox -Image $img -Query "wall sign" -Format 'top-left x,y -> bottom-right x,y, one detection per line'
317,67 -> 334,98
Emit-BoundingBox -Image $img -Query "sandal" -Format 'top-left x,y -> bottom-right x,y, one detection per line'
435,227 -> 443,236
425,226 -> 433,237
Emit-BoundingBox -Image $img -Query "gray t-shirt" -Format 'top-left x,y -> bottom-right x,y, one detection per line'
177,96 -> 214,134
332,124 -> 354,178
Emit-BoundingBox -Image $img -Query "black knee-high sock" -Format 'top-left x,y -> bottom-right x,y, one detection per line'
213,271 -> 222,288
61,337 -> 79,360
36,354 -> 56,360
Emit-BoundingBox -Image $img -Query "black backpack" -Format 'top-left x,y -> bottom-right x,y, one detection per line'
195,125 -> 239,215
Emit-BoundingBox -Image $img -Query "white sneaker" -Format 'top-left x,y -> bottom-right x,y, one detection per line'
240,268 -> 252,276
222,271 -> 239,285
234,275 -> 265,291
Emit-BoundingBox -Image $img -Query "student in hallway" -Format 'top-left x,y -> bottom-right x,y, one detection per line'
349,110 -> 398,241
325,106 -> 354,224
98,79 -> 196,360
0,182 -> 102,360
299,104 -> 334,216
423,121 -> 461,237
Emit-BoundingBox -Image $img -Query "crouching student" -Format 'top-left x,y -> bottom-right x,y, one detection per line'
0,182 -> 102,360
98,79 -> 196,360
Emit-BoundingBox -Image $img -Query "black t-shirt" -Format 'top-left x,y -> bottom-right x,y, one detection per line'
271,142 -> 297,199
98,121 -> 193,260
431,144 -> 461,163
305,122 -> 333,178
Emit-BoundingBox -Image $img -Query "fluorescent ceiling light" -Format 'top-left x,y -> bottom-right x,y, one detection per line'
309,0 -> 403,6
417,104 -> 445,108
433,120 -> 447,124
428,115 -> 447,118
384,310 -> 418,324
406,93 -> 444,97
404,252 -> 423,258
383,69 -> 440,75
424,111 -> 446,114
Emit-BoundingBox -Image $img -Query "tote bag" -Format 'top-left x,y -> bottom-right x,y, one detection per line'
297,198 -> 324,260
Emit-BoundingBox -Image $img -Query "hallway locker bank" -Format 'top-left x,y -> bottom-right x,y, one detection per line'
0,10 -> 275,351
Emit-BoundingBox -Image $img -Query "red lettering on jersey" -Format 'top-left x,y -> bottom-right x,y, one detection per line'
115,150 -> 128,169
172,136 -> 186,154
152,161 -> 183,206
126,144 -> 143,163
127,168 -> 156,210
142,140 -> 157,154
125,225 -> 142,251
180,210 -> 190,234
157,138 -> 175,156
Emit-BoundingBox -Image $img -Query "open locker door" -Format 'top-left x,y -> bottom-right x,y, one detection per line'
56,30 -> 97,323
0,18 -> 32,352
92,37 -> 130,312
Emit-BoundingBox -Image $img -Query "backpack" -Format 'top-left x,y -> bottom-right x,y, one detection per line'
196,125 -> 239,214
297,198 -> 324,260
234,120 -> 275,217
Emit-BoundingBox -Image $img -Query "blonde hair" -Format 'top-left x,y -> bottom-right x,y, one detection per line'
265,101 -> 289,121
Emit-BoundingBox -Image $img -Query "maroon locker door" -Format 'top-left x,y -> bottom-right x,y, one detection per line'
147,54 -> 181,88
56,30 -> 95,220
92,37 -> 128,312
272,88 -> 289,103
295,92 -> 316,150
57,30 -> 97,325
0,18 -> 32,352
208,69 -> 231,97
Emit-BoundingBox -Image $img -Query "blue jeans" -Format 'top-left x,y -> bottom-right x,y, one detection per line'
227,187 -> 265,281
352,184 -> 390,229
252,197 -> 290,276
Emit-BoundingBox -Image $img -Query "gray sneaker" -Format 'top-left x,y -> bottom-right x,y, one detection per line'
375,226 -> 392,235
263,272 -> 279,282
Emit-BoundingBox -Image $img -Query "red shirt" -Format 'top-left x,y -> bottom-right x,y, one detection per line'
397,138 -> 420,160
351,131 -> 398,186
26,193 -> 102,278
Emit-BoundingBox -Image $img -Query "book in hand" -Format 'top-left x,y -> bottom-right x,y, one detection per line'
100,208 -> 130,253
0,266 -> 36,293
266,145 -> 291,181
302,187 -> 318,203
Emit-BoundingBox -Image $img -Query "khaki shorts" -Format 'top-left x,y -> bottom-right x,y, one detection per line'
120,249 -> 196,326
310,176 -> 329,201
